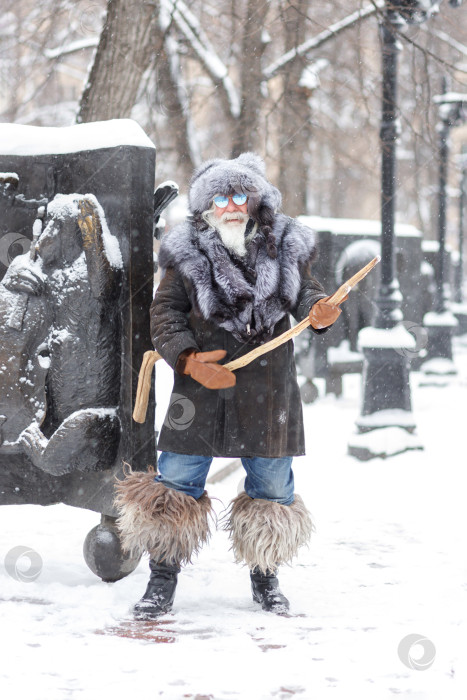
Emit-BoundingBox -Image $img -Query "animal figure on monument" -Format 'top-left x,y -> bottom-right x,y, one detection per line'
0,194 -> 123,475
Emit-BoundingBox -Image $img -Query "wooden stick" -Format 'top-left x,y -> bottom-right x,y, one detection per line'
132,350 -> 161,423
224,255 -> 380,371
132,256 -> 380,422
326,255 -> 380,306
223,316 -> 310,371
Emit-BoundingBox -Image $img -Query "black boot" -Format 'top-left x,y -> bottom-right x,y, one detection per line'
250,567 -> 290,614
133,560 -> 180,620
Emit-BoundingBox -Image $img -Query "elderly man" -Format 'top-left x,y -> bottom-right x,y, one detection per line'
115,153 -> 341,619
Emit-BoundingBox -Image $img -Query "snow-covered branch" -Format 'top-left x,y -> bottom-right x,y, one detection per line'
44,37 -> 99,60
263,1 -> 385,81
429,28 -> 467,57
160,0 -> 240,118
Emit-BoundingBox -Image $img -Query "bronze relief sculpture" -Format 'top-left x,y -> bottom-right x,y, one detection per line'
1,195 -> 122,475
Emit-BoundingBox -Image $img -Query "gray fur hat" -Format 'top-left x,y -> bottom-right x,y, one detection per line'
188,152 -> 281,219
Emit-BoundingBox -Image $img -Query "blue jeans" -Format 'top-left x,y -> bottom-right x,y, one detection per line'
156,451 -> 295,505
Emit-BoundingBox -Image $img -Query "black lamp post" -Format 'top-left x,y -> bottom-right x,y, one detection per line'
452,149 -> 467,334
455,149 -> 467,305
375,8 -> 404,331
355,7 -> 415,426
423,90 -> 467,363
349,0 -> 463,459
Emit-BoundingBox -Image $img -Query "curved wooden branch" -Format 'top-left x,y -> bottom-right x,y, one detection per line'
132,350 -> 161,423
132,256 -> 380,423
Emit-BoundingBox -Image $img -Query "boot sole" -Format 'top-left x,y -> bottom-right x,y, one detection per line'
133,602 -> 173,620
252,591 -> 290,614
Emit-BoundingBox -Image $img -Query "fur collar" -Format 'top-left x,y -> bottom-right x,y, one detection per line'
158,214 -> 318,343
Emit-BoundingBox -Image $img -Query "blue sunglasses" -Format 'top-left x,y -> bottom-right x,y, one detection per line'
213,193 -> 248,208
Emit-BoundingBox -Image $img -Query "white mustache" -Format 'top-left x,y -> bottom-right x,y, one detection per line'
221,212 -> 248,223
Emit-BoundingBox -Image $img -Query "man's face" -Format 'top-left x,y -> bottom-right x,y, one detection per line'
206,194 -> 250,256
213,195 -> 248,224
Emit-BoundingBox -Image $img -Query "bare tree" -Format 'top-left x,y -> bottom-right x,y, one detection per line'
155,40 -> 201,181
3,0 -> 466,233
77,0 -> 160,123
231,0 -> 271,156
0,0 -> 91,124
277,0 -> 311,216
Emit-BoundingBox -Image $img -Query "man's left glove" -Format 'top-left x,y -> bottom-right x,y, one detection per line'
309,296 -> 343,330
176,349 -> 236,390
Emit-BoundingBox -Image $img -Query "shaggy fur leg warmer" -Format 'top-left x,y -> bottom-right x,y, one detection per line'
223,492 -> 314,574
114,465 -> 213,566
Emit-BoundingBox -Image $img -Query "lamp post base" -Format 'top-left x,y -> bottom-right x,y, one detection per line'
422,311 -> 458,377
356,407 -> 417,433
358,326 -> 416,416
348,426 -> 423,461
419,355 -> 457,387
348,325 -> 422,461
451,303 -> 467,336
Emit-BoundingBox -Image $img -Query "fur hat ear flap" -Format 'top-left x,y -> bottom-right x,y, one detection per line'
246,190 -> 262,220
265,228 -> 278,259
248,194 -> 278,259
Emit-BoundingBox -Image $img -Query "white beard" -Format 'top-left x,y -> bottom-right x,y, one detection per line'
205,211 -> 248,257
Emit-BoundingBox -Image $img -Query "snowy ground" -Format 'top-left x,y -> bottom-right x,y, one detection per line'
2,337 -> 467,700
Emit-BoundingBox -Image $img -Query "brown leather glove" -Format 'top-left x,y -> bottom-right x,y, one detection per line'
176,349 -> 236,390
309,296 -> 344,330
